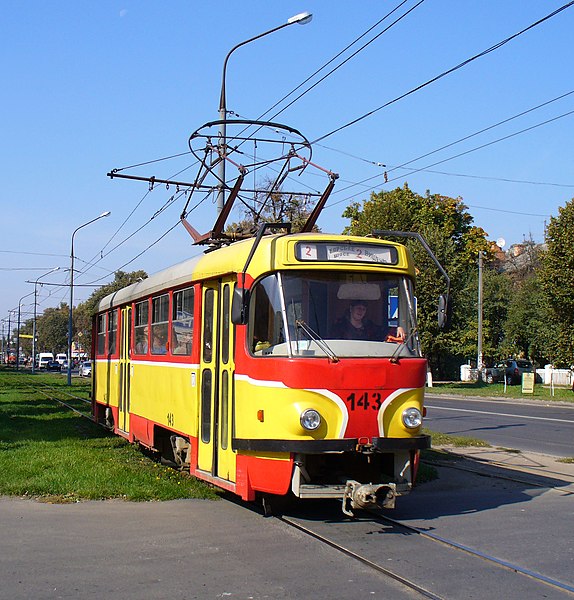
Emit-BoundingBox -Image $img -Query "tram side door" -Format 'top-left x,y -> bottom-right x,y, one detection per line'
118,306 -> 132,433
197,280 -> 236,482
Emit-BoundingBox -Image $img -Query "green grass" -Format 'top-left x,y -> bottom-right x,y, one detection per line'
423,427 -> 491,448
427,380 -> 574,402
0,368 -> 218,502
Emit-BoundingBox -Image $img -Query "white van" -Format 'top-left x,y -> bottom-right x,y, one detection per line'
55,353 -> 67,365
38,352 -> 54,368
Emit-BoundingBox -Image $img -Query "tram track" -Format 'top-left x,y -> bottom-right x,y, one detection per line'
22,381 -> 574,597
422,453 -> 574,495
366,511 -> 574,597
24,382 -> 93,421
276,512 -> 444,599
274,507 -> 574,599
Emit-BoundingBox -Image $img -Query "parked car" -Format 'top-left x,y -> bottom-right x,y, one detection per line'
55,353 -> 68,365
79,361 -> 92,377
45,360 -> 62,372
482,359 -> 533,385
38,352 -> 54,369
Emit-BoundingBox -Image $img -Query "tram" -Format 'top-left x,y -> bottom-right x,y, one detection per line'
92,226 -> 447,514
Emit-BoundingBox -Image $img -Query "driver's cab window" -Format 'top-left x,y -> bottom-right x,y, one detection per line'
248,274 -> 285,354
248,271 -> 419,358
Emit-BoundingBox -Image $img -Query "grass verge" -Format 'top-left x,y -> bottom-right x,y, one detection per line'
417,428 -> 492,483
427,380 -> 574,402
0,368 -> 218,502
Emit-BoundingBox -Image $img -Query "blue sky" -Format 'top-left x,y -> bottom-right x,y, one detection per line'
2,1 -> 573,330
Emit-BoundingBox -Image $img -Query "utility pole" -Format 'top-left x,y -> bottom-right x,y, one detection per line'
477,251 -> 484,375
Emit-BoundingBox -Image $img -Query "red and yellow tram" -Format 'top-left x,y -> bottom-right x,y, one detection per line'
93,230 -> 437,514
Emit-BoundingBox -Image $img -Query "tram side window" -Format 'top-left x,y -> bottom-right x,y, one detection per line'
172,288 -> 194,356
134,300 -> 149,354
108,310 -> 118,355
151,294 -> 169,355
97,314 -> 106,355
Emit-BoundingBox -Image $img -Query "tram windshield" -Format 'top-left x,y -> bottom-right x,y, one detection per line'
248,271 -> 420,358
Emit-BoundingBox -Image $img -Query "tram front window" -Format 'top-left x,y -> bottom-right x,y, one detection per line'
248,271 -> 420,358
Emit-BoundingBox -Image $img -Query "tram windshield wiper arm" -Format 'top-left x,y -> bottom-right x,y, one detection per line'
389,327 -> 418,364
295,319 -> 339,363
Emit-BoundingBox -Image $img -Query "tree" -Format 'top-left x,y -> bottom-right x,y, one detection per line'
227,177 -> 319,234
503,274 -> 550,365
36,304 -> 69,354
539,199 -> 574,367
342,184 -> 495,378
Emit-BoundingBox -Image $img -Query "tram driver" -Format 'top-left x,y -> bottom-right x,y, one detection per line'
332,299 -> 406,342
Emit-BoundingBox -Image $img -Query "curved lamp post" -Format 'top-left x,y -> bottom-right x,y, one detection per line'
217,11 -> 313,213
16,291 -> 34,370
32,266 -> 60,374
67,211 -> 111,385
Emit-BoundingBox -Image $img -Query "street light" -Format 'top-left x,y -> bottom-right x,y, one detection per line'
32,266 -> 61,374
67,211 -> 111,385
217,11 -> 313,213
6,308 -> 17,361
16,291 -> 35,370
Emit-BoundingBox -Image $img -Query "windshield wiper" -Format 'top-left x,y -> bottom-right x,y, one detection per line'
295,319 -> 339,363
389,327 -> 418,364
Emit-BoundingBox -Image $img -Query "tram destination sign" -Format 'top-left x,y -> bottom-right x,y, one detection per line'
296,242 -> 398,265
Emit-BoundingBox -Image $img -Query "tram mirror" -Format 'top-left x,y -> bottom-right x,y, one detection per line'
232,287 -> 249,325
337,283 -> 381,301
438,294 -> 449,328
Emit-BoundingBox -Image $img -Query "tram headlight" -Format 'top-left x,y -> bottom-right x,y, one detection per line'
300,409 -> 321,431
402,407 -> 422,429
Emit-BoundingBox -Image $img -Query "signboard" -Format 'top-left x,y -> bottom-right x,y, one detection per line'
522,372 -> 535,394
296,242 -> 398,265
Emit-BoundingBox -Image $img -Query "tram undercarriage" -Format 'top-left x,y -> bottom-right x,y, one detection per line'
290,448 -> 416,516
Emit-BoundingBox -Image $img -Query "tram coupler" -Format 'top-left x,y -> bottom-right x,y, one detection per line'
342,480 -> 396,516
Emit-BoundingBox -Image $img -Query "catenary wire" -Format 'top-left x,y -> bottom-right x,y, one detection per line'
311,1 -> 574,145
265,0 -> 426,123
251,0 -> 415,124
70,1 -> 430,283
40,3 -> 574,300
327,107 -> 574,206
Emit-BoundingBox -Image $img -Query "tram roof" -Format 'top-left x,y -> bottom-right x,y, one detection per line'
96,232 -> 412,312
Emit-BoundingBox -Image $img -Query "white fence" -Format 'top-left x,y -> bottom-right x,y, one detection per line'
536,366 -> 573,387
460,363 -> 573,386
460,364 -> 479,381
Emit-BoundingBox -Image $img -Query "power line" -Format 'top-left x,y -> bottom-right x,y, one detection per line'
391,166 -> 574,189
381,108 -> 574,187
0,250 -> 67,258
265,0 -> 426,122
388,89 -> 574,175
252,0 -> 415,123
328,106 -> 574,203
77,2 -> 425,286
312,1 -> 574,144
319,88 -> 574,175
222,1 -> 425,181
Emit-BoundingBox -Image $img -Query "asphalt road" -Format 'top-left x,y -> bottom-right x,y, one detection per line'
425,393 -> 574,457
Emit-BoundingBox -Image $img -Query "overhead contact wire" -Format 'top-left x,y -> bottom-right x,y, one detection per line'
312,1 -> 574,144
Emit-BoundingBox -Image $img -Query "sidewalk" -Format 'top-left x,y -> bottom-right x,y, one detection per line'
434,445 -> 574,484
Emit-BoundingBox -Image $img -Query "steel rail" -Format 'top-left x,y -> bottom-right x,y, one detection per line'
422,456 -> 574,496
368,512 -> 574,596
25,383 -> 92,420
277,514 -> 445,600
